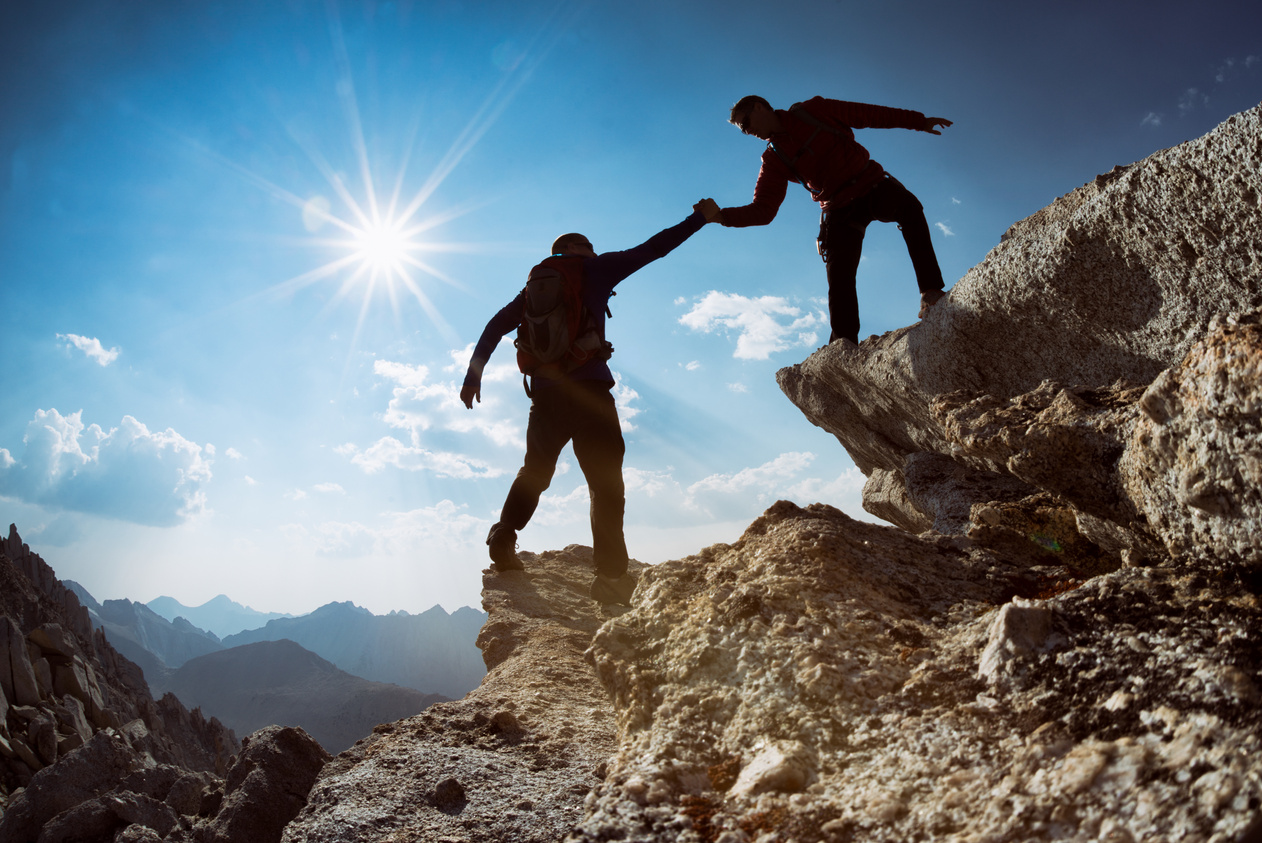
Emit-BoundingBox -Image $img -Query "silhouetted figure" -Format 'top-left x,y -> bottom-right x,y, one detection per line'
717,95 -> 952,345
461,200 -> 719,605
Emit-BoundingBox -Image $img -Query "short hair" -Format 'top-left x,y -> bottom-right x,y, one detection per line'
730,95 -> 772,126
551,232 -> 590,254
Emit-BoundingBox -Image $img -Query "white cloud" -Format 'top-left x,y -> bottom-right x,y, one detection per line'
525,452 -> 849,535
935,222 -> 954,237
341,437 -> 503,479
688,452 -> 815,496
245,476 -> 258,486
728,382 -> 749,393
1178,87 -> 1209,115
0,408 -> 211,527
1141,112 -> 1163,128
683,361 -> 701,372
225,447 -> 245,460
952,197 -> 962,205
314,483 -> 346,494
678,291 -> 822,360
286,500 -> 492,558
377,351 -> 524,449
611,375 -> 642,433
285,489 -> 308,501
57,334 -> 120,366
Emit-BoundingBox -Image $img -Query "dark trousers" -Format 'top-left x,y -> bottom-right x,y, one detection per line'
498,378 -> 628,578
823,175 -> 944,344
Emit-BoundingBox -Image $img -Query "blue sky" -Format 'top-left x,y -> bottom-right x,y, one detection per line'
2,0 -> 1259,616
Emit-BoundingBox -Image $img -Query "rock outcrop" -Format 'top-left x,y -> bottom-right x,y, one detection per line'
777,102 -> 1262,560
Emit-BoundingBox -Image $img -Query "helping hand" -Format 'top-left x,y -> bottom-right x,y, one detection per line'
923,117 -> 953,135
460,383 -> 480,409
693,197 -> 723,223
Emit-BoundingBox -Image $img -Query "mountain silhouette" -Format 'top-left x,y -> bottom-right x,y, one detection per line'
147,593 -> 292,638
159,638 -> 447,753
223,600 -> 486,698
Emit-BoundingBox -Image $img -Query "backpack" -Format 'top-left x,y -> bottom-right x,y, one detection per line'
514,256 -> 613,384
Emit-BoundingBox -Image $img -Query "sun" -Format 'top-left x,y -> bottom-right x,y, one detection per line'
354,220 -> 410,272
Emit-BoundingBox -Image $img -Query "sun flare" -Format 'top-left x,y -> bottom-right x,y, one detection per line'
354,220 -> 410,271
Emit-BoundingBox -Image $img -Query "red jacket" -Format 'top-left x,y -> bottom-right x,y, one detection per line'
720,97 -> 927,226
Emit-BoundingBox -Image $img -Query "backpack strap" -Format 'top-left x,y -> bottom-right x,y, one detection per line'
770,102 -> 863,200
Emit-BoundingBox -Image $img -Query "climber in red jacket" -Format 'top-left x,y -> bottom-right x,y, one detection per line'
717,95 -> 953,346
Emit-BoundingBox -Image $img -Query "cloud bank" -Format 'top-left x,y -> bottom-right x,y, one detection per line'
0,409 -> 212,526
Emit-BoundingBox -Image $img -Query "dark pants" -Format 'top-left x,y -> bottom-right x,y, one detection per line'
823,175 -> 944,344
498,378 -> 628,578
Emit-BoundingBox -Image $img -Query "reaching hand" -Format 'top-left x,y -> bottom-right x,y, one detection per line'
923,117 -> 953,135
460,383 -> 480,409
694,197 -> 722,223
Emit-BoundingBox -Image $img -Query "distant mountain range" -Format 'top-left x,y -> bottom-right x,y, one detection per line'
66,581 -> 224,670
63,581 -> 488,753
147,593 -> 293,638
223,601 -> 487,699
156,639 -> 447,753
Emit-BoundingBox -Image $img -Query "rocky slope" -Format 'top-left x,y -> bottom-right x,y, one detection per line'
67,583 -> 225,671
281,104 -> 1262,843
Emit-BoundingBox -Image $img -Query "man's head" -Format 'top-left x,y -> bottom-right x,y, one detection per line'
552,233 -> 596,257
729,95 -> 778,140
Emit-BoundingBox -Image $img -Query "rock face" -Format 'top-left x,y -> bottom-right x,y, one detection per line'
280,547 -> 632,842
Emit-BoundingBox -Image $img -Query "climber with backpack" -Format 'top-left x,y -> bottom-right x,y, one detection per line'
716,95 -> 953,346
460,198 -> 721,605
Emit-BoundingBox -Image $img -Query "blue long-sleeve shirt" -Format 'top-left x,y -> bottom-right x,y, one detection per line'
464,210 -> 706,388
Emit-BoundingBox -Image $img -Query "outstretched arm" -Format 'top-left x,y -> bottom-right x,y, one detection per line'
922,117 -> 952,135
461,296 -> 523,409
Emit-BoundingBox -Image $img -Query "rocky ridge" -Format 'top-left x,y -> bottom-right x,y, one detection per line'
1,526 -> 237,792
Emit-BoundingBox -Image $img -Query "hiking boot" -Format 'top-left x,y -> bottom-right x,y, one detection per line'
590,572 -> 637,606
486,523 -> 523,572
918,288 -> 946,318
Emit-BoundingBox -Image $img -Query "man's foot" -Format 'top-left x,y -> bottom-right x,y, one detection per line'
918,288 -> 946,318
486,523 -> 523,572
590,572 -> 637,606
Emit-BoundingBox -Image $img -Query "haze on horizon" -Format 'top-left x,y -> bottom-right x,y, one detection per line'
2,0 -> 1259,616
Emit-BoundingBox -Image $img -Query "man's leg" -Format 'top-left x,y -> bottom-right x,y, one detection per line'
824,209 -> 869,345
870,177 -> 944,297
569,382 -> 628,580
490,387 -> 570,567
